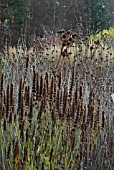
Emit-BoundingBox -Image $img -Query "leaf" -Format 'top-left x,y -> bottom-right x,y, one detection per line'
41,155 -> 50,169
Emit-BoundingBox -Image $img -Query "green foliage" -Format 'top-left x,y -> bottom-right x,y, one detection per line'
1,0 -> 28,45
0,0 -> 114,46
90,27 -> 114,40
84,0 -> 111,33
0,108 -> 82,169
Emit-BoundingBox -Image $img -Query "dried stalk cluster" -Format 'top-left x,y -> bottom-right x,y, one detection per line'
0,30 -> 113,169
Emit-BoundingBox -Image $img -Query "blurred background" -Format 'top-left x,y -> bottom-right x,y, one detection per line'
0,0 -> 114,48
